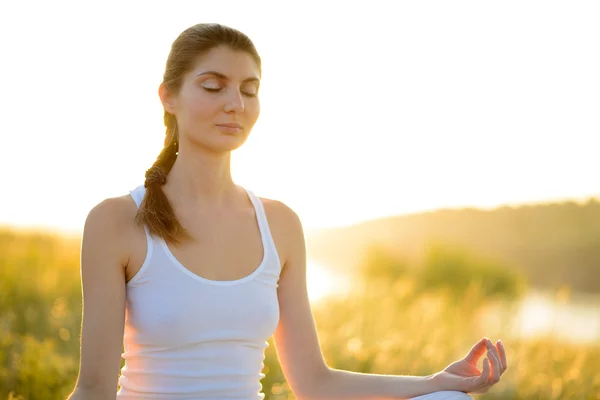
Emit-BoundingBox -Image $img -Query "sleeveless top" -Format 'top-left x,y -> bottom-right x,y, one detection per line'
116,185 -> 282,400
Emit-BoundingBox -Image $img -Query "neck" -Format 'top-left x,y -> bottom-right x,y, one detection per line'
162,146 -> 239,208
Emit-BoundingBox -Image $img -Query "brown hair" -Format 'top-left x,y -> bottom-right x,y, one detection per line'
134,23 -> 262,244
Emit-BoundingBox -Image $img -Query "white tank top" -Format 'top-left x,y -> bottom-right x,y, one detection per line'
116,185 -> 282,400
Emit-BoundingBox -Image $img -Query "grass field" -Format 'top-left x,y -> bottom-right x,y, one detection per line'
1,228 -> 598,399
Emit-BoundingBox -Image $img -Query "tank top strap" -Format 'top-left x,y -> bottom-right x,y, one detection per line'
243,188 -> 268,236
128,185 -> 155,275
243,188 -> 280,265
129,184 -> 147,208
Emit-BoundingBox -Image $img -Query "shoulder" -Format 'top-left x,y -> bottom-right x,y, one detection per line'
85,194 -> 138,231
259,197 -> 303,232
83,193 -> 140,266
258,196 -> 305,265
260,197 -> 301,225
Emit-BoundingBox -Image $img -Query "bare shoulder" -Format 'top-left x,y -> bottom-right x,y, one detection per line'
83,194 -> 141,267
85,194 -> 138,234
89,193 -> 138,220
258,197 -> 305,266
259,197 -> 303,232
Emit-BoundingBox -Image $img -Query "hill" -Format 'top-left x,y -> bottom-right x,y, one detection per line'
306,198 -> 600,294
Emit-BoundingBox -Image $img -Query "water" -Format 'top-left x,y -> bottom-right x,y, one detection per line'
306,260 -> 600,344
306,260 -> 354,302
511,289 -> 600,344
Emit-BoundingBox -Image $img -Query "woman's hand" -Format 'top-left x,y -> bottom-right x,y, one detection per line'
431,337 -> 508,394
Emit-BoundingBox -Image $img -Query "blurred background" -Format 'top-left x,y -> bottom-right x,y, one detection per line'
1,1 -> 599,399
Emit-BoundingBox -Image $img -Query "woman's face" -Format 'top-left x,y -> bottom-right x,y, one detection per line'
163,45 -> 261,153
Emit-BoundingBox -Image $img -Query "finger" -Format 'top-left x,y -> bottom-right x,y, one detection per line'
496,339 -> 508,374
487,349 -> 501,384
464,337 -> 488,365
485,339 -> 502,371
473,357 -> 491,389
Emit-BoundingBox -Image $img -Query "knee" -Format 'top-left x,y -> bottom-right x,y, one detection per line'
411,390 -> 473,400
436,391 -> 473,400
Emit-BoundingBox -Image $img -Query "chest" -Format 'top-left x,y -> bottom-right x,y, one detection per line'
170,209 -> 264,281
127,207 -> 272,283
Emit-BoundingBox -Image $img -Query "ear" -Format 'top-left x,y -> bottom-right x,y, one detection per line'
158,83 -> 177,114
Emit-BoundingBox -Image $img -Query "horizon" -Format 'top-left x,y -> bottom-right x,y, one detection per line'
3,191 -> 597,238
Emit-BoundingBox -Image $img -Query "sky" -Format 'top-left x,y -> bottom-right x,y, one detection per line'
1,0 -> 598,236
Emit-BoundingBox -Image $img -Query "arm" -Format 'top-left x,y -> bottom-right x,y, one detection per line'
271,203 -> 440,400
67,198 -> 130,399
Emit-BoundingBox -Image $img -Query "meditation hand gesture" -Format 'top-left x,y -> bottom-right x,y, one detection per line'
432,337 -> 508,394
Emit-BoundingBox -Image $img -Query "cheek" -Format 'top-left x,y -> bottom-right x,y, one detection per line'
179,89 -> 217,122
189,95 -> 218,120
247,100 -> 260,123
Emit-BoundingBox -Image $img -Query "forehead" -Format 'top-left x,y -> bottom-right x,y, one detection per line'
190,45 -> 260,80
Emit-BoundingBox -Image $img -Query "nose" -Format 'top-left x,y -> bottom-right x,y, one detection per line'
224,89 -> 245,114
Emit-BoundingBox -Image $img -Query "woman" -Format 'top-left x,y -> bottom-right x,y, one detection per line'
68,23 -> 507,400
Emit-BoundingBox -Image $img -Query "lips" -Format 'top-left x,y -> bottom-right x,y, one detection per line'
216,123 -> 242,129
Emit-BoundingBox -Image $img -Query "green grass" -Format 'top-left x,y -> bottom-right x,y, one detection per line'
1,228 -> 599,399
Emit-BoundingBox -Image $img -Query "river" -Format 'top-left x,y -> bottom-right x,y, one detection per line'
306,260 -> 600,344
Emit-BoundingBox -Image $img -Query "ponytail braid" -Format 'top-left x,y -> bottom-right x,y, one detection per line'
134,111 -> 191,244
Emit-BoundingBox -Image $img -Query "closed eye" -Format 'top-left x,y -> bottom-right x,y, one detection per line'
203,87 -> 258,97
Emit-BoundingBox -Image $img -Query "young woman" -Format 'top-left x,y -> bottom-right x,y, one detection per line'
68,23 -> 507,400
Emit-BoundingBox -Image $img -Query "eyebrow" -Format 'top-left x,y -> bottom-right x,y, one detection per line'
196,70 -> 260,83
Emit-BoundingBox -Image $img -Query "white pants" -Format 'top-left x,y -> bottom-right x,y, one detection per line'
411,391 -> 472,399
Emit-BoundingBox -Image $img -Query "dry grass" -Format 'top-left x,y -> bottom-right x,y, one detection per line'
1,228 -> 599,399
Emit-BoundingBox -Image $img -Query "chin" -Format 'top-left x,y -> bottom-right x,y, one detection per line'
209,136 -> 249,153
187,133 -> 248,154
